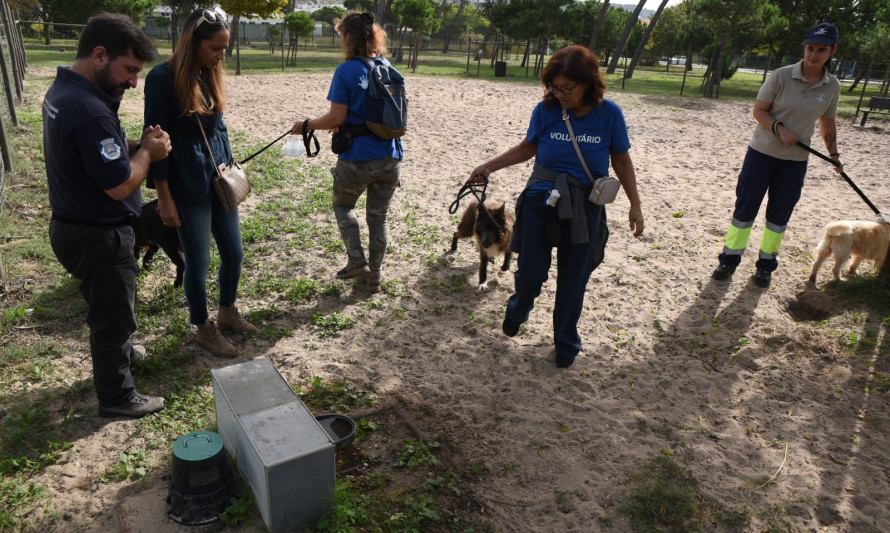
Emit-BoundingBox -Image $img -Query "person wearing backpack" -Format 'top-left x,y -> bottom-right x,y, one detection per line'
291,12 -> 403,292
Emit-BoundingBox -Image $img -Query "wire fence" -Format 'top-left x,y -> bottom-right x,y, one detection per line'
0,0 -> 26,289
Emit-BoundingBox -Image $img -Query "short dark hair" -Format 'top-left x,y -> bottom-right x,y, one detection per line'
76,13 -> 157,62
541,46 -> 607,108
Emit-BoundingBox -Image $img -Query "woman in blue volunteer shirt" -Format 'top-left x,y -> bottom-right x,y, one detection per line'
292,11 -> 403,293
144,8 -> 256,358
468,45 -> 644,368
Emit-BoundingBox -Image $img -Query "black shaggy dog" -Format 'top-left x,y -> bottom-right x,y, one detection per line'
133,199 -> 185,287
450,199 -> 514,291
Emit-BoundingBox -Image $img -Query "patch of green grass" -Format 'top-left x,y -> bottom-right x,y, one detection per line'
103,450 -> 151,483
393,436 -> 441,469
618,455 -> 745,532
296,377 -> 378,413
219,487 -> 257,528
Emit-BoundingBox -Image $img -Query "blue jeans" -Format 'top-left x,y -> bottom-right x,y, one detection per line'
505,192 -> 604,361
50,219 -> 138,407
176,192 -> 244,325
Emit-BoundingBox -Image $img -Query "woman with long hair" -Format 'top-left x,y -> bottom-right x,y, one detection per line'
292,12 -> 403,292
144,7 -> 256,358
468,45 -> 644,368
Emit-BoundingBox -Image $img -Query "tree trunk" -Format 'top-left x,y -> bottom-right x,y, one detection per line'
227,14 -> 241,57
376,0 -> 387,26
588,0 -> 610,52
443,0 -> 467,53
606,0 -> 646,74
625,0 -> 669,79
761,49 -> 771,85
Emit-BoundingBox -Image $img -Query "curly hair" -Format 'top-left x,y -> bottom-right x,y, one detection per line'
336,11 -> 388,59
169,8 -> 229,115
540,46 -> 607,108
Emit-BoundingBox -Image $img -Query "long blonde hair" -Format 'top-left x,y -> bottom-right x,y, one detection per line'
170,8 -> 228,115
336,12 -> 388,59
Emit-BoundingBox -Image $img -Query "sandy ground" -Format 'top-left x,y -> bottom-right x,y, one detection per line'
28,68 -> 890,531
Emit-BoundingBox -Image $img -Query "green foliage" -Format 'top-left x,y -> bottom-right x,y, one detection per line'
343,0 -> 373,11
285,11 -> 314,38
219,487 -> 256,527
296,377 -> 378,412
311,480 -> 371,531
312,312 -> 356,337
393,436 -> 441,468
104,450 -> 150,483
218,0 -> 287,19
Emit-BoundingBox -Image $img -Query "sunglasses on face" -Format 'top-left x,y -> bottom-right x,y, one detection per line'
195,9 -> 220,31
548,83 -> 578,96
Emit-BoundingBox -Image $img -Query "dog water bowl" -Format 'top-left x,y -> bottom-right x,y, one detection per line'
167,431 -> 234,526
314,414 -> 356,450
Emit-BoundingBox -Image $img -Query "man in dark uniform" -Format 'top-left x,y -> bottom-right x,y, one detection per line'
44,13 -> 172,418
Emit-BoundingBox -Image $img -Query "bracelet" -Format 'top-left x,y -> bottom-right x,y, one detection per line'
770,120 -> 784,137
830,152 -> 840,157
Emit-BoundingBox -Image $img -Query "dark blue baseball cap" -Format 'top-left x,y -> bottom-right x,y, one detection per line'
803,23 -> 838,45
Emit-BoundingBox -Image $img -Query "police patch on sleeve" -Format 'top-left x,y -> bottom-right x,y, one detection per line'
99,138 -> 122,162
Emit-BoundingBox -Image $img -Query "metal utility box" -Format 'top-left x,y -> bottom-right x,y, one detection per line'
211,358 -> 335,533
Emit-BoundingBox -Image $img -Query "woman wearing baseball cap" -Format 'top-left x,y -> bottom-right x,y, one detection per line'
711,22 -> 841,288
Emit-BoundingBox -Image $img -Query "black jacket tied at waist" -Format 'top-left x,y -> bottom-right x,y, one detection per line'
510,163 -> 609,271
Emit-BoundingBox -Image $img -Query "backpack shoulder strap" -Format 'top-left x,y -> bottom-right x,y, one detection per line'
352,55 -> 376,70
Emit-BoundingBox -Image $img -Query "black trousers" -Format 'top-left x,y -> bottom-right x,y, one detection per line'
49,219 -> 137,407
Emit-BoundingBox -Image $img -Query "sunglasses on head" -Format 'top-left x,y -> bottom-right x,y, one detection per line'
195,9 -> 220,31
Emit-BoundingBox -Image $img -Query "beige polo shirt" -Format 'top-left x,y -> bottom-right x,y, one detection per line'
749,61 -> 840,161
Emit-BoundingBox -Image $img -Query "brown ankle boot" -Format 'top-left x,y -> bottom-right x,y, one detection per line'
196,320 -> 238,358
218,305 -> 258,334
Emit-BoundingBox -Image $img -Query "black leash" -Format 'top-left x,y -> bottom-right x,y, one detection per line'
239,130 -> 290,165
448,176 -> 507,234
795,141 -> 887,222
302,119 -> 320,158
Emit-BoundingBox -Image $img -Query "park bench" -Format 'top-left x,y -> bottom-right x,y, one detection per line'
860,96 -> 890,126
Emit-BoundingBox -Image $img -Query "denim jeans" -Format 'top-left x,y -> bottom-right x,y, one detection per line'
504,191 -> 604,361
331,157 -> 400,271
176,192 -> 244,325
50,219 -> 138,407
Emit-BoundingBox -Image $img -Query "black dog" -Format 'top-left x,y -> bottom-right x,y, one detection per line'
133,199 -> 184,287
450,199 -> 514,291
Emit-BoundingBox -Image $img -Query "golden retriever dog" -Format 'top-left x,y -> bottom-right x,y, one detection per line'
808,220 -> 890,283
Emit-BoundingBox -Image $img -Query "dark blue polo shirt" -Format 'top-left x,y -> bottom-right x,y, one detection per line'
43,66 -> 140,223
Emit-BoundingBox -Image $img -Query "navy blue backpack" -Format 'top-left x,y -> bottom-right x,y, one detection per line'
355,56 -> 407,139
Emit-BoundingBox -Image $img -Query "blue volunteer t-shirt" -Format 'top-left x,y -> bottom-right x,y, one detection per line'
43,66 -> 140,222
327,57 -> 403,161
526,99 -> 630,195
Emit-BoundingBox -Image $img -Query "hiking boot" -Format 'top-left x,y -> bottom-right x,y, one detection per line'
131,344 -> 147,365
196,320 -> 238,358
98,392 -> 165,418
336,258 -> 370,280
502,318 -> 520,338
753,269 -> 772,288
366,270 -> 382,293
711,264 -> 736,281
218,305 -> 258,334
